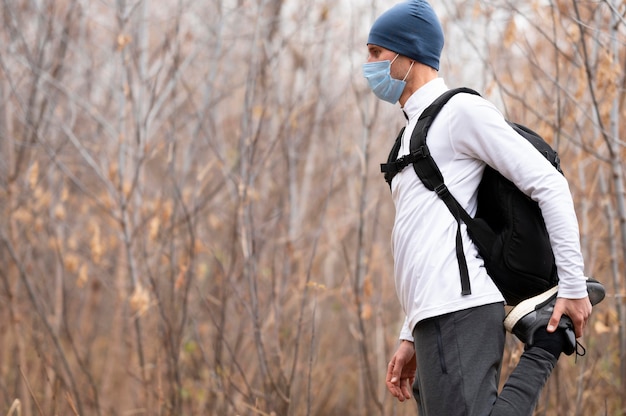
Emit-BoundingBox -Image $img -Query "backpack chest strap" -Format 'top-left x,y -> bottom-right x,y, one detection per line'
380,142 -> 430,185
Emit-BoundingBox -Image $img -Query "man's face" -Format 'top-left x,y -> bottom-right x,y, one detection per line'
366,44 -> 410,82
366,44 -> 395,63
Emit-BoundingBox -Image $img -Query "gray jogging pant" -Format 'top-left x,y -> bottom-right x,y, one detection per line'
411,302 -> 557,416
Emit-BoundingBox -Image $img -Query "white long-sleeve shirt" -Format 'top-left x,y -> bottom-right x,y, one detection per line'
393,78 -> 588,341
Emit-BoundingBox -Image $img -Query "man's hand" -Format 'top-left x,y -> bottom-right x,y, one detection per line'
386,340 -> 417,402
548,296 -> 592,338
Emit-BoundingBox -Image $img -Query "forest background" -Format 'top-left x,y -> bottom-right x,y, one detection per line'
1,0 -> 625,415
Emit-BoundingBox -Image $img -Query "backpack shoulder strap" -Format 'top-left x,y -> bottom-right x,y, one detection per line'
380,88 -> 481,187
411,87 -> 480,296
411,87 -> 480,197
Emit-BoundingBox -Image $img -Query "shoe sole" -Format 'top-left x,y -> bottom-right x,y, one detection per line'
503,278 -> 606,333
503,286 -> 558,332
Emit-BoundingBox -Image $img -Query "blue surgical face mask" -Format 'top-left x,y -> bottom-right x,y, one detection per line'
362,54 -> 412,104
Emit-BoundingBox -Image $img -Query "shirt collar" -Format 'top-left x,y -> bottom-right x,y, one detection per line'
402,78 -> 449,122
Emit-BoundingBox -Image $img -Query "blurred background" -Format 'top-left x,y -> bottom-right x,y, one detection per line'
0,0 -> 625,415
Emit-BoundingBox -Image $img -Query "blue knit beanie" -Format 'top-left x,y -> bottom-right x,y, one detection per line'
367,0 -> 444,71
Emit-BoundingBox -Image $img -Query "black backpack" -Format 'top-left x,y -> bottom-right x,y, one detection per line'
380,87 -> 561,306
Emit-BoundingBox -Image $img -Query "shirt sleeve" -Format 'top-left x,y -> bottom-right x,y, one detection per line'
447,96 -> 588,299
399,316 -> 414,342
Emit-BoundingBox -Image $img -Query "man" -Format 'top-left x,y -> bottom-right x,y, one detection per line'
362,1 -> 605,415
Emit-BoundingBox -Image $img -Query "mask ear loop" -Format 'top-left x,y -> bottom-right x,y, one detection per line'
402,60 -> 415,82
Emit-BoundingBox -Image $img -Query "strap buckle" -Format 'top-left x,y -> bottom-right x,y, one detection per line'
411,145 -> 429,159
434,183 -> 449,197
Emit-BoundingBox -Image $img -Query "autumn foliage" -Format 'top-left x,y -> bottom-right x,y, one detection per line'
0,1 -> 625,415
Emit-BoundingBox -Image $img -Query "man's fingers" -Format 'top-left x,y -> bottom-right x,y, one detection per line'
386,360 -> 413,402
547,304 -> 564,333
390,358 -> 404,384
572,314 -> 587,338
401,377 -> 413,399
386,359 -> 404,400
550,297 -> 592,338
575,320 -> 586,338
547,314 -> 560,332
387,358 -> 403,383
386,359 -> 395,383
386,341 -> 416,402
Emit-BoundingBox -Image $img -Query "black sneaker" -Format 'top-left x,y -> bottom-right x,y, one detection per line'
503,278 -> 606,355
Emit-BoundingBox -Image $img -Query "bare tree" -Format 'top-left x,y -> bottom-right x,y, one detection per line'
0,0 -> 624,415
